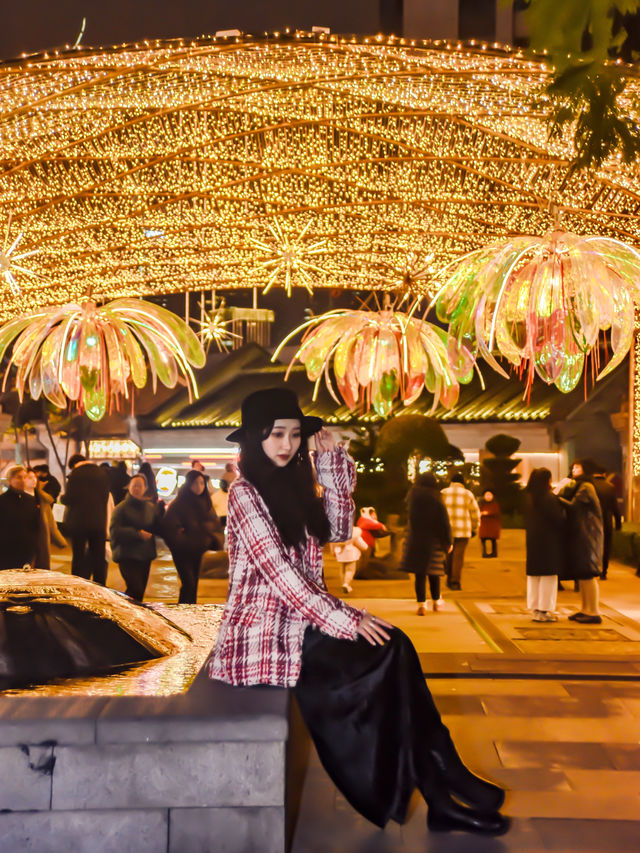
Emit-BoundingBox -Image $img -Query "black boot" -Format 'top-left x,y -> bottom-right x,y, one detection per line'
429,737 -> 505,812
427,793 -> 510,836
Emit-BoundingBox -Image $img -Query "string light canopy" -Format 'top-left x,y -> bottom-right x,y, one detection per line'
431,230 -> 640,394
2,32 -> 640,318
0,298 -> 205,421
273,295 -> 476,417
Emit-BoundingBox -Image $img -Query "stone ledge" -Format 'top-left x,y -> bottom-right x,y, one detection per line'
0,809 -> 168,853
169,806 -> 286,853
51,740 -> 285,811
0,665 -> 298,852
0,743 -> 53,811
0,697 -> 108,746
95,676 -> 289,744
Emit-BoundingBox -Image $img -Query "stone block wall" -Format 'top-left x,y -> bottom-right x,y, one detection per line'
0,671 -> 296,853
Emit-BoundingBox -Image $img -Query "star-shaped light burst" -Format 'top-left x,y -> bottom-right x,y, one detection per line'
377,251 -> 436,294
0,216 -> 39,296
196,306 -> 241,352
248,219 -> 328,296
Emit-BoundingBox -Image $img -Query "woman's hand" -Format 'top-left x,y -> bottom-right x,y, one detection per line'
314,427 -> 336,454
357,610 -> 394,646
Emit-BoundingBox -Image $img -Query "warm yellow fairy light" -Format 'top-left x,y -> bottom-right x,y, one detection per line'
634,322 -> 640,477
0,216 -> 39,296
248,219 -> 328,296
0,33 -> 639,319
196,307 -> 240,351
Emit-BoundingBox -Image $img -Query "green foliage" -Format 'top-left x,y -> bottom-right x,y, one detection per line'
375,415 -> 450,465
523,0 -> 640,173
481,433 -> 523,515
611,522 -> 640,564
349,426 -> 408,521
485,434 -> 521,457
353,467 -> 408,522
525,0 -> 638,67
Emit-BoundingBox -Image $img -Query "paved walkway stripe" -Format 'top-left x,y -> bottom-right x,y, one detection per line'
454,600 -> 504,654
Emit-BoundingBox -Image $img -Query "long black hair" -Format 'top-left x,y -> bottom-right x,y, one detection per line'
525,467 -> 552,504
174,469 -> 213,515
238,425 -> 330,550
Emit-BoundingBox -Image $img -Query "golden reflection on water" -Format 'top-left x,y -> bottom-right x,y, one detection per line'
2,602 -> 224,698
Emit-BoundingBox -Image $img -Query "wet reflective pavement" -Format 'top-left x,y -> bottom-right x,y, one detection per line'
47,531 -> 640,851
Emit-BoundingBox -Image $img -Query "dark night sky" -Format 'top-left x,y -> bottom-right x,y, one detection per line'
1,1 -> 383,59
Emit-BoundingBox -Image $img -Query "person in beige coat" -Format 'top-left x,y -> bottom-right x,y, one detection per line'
25,469 -> 66,570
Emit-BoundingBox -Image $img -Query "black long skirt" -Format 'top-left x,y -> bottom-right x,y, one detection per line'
294,625 -> 453,828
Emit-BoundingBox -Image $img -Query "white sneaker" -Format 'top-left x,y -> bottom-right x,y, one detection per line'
433,599 -> 445,612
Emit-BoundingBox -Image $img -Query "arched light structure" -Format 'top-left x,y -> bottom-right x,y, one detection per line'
431,231 -> 640,393
1,34 -> 640,317
0,298 -> 205,421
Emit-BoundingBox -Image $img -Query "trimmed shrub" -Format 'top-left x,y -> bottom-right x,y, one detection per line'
611,523 -> 640,566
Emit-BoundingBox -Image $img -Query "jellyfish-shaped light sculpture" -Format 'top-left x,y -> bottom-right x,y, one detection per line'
273,301 -> 475,418
431,230 -> 640,393
0,297 -> 206,421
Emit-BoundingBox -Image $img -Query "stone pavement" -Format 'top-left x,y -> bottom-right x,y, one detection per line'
50,531 -> 640,851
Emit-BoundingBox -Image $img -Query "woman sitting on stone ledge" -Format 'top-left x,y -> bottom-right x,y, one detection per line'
209,387 -> 509,837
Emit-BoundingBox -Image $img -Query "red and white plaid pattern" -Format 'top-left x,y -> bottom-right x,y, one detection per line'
209,448 -> 362,687
441,483 -> 480,539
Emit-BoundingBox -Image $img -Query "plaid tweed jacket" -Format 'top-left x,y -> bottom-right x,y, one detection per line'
208,448 -> 362,687
441,483 -> 480,539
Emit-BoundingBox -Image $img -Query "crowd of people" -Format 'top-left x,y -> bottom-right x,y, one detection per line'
0,443 -> 625,626
334,458 -> 621,622
0,388 -> 628,838
0,455 -> 235,603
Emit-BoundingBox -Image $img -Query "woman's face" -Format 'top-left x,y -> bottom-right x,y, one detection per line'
128,476 -> 147,500
190,475 -> 206,495
572,463 -> 583,479
262,419 -> 301,467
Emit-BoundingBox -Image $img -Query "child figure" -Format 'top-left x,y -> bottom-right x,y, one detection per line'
334,524 -> 368,594
478,490 -> 501,558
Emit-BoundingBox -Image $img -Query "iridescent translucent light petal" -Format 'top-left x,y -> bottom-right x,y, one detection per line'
274,303 -> 465,415
432,230 -> 640,394
0,298 -> 204,422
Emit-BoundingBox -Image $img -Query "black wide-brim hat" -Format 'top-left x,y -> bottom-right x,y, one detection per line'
226,387 -> 323,443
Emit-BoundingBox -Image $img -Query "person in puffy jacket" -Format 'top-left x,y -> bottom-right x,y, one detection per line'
110,474 -> 164,601
478,490 -> 501,558
162,469 -> 224,603
61,454 -> 111,585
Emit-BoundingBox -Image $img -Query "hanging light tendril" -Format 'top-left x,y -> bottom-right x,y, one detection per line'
273,295 -> 475,417
0,297 -> 206,421
431,230 -> 640,393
